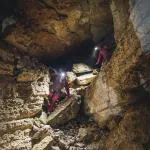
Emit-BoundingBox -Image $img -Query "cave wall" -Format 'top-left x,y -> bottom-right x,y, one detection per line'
85,0 -> 150,126
0,47 -> 50,149
130,0 -> 150,53
0,1 -> 114,149
129,0 -> 150,94
84,0 -> 150,149
0,0 -> 150,149
3,0 -> 113,63
106,105 -> 150,150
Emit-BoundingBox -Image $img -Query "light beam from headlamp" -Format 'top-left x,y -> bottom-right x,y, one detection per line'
60,72 -> 65,78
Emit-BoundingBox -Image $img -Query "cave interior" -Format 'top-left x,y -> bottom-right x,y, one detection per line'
0,0 -> 150,150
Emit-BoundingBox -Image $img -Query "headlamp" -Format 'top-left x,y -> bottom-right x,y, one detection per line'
94,47 -> 98,51
61,72 -> 65,77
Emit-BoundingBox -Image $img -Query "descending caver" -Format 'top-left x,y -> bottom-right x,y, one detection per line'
94,45 -> 109,67
47,69 -> 70,115
44,44 -> 113,115
94,42 -> 115,68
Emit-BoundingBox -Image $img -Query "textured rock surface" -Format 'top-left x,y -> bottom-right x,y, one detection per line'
0,45 -> 14,76
0,49 -> 50,149
27,115 -> 109,150
76,73 -> 97,85
106,104 -> 150,150
16,56 -> 49,83
3,0 -> 113,62
47,92 -> 81,127
129,0 -> 150,53
129,0 -> 150,94
49,117 -> 108,150
84,0 -> 150,127
0,119 -> 33,150
84,71 -> 122,127
73,63 -> 92,74
67,71 -> 77,84
32,136 -> 53,150
0,0 -> 150,149
0,46 -> 88,149
0,56 -> 50,122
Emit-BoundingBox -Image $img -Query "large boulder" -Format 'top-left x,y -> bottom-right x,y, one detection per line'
72,63 -> 93,74
76,73 -> 97,85
47,93 -> 81,127
67,71 -> 77,84
84,71 -> 123,127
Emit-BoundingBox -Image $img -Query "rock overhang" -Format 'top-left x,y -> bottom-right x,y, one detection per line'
1,0 -> 114,63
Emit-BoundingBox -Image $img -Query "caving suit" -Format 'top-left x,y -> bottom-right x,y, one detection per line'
96,46 -> 109,66
48,73 -> 70,113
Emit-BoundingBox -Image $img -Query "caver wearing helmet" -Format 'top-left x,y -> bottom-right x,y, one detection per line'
47,69 -> 70,115
94,45 -> 109,67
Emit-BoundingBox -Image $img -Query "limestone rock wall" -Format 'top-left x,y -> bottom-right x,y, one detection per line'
129,0 -> 150,53
83,2 -> 150,149
0,119 -> 33,150
84,0 -> 150,126
106,104 -> 150,150
0,47 -> 50,149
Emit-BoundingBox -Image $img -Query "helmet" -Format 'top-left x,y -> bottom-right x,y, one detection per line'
94,45 -> 101,51
58,68 -> 66,80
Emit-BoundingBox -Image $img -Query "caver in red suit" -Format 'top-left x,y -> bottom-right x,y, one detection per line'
47,71 -> 70,114
95,45 -> 109,66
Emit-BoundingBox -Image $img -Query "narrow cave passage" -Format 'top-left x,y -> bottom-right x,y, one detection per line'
0,0 -> 150,150
0,0 -> 116,149
47,34 -> 115,72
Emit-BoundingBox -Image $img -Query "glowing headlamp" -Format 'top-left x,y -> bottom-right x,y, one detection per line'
94,47 -> 98,51
61,72 -> 65,77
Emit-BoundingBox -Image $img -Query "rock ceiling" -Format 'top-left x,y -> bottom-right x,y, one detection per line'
3,0 -> 113,62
